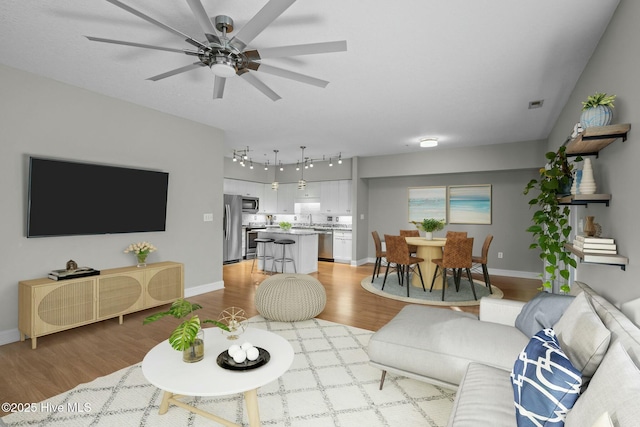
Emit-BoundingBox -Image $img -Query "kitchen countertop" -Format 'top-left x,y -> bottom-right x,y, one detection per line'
258,229 -> 319,235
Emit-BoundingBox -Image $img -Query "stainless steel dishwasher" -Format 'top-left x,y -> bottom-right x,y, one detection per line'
315,229 -> 334,261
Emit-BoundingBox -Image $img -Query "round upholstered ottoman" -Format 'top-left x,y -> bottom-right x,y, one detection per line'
255,274 -> 327,321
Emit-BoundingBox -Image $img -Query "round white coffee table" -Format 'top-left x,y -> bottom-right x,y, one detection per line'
142,327 -> 294,427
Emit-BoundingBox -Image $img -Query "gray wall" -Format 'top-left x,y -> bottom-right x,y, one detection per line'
0,64 -> 225,336
366,169 -> 541,274
545,0 -> 640,306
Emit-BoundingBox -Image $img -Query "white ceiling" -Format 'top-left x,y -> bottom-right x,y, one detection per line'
0,0 -> 620,165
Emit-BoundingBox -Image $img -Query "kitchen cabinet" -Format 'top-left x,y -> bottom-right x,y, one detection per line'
320,180 -> 351,214
276,183 -> 296,213
261,184 -> 278,213
295,182 -> 321,200
333,230 -> 352,263
338,180 -> 352,213
223,179 -> 263,198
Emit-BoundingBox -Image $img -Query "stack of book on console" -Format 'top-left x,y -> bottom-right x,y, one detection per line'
48,267 -> 100,281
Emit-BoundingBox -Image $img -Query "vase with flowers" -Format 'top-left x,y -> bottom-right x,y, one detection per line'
410,218 -> 445,240
124,241 -> 157,267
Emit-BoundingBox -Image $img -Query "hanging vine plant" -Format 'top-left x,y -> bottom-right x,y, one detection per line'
523,146 -> 581,293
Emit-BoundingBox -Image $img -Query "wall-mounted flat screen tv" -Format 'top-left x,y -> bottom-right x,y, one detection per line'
27,157 -> 169,237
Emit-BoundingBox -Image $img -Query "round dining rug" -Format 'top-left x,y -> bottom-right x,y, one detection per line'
361,272 -> 503,306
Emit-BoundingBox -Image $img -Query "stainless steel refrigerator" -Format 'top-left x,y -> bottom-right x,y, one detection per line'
223,194 -> 242,264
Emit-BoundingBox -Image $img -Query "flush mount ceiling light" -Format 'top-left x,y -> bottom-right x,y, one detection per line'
419,138 -> 438,148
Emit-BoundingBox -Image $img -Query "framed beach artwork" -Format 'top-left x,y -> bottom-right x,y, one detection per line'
448,185 -> 492,224
408,186 -> 447,223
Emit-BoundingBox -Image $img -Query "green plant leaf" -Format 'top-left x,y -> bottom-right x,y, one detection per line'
142,311 -> 172,325
168,316 -> 201,351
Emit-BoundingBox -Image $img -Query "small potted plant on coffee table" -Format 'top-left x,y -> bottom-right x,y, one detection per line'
143,299 -> 229,363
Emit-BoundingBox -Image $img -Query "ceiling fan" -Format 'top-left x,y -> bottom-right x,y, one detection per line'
86,0 -> 347,101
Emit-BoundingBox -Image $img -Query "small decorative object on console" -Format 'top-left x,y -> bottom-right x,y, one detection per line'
66,260 -> 78,271
218,307 -> 248,340
124,241 -> 157,267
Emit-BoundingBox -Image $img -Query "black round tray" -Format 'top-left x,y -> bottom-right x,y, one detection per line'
216,347 -> 270,371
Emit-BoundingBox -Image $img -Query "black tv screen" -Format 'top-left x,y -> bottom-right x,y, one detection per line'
27,157 -> 169,237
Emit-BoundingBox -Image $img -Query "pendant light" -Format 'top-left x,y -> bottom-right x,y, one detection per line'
298,146 -> 307,190
271,150 -> 279,191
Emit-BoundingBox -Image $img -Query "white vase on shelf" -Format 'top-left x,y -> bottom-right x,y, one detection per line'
579,158 -> 597,195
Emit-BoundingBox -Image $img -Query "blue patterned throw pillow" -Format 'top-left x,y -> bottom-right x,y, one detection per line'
511,328 -> 582,426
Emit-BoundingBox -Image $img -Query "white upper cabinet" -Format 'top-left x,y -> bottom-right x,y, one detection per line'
276,183 -> 296,213
261,184 -> 278,213
226,179 -> 351,214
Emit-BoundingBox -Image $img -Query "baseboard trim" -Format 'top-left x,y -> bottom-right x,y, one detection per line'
0,328 -> 21,347
184,280 -> 224,298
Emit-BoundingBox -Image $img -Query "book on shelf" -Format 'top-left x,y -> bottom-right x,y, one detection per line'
574,235 -> 615,244
572,241 -> 617,250
48,267 -> 100,281
580,248 -> 617,255
582,253 -> 627,264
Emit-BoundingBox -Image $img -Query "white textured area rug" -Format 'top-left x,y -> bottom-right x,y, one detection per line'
2,317 -> 455,427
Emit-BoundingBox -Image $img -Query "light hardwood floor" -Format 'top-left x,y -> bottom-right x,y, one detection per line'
0,260 -> 540,414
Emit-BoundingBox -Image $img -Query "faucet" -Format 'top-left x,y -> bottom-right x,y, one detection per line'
308,214 -> 313,226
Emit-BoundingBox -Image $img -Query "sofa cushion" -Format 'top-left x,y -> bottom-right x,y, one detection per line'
572,281 -> 640,368
511,329 -> 582,426
565,342 -> 640,427
368,304 -> 529,387
447,363 -> 515,427
515,292 -> 575,338
554,292 -> 611,380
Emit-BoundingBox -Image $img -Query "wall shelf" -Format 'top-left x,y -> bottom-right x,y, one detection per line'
565,243 -> 628,270
557,193 -> 611,206
565,123 -> 631,157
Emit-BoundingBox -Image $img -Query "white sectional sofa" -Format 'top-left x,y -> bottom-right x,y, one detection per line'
368,281 -> 640,426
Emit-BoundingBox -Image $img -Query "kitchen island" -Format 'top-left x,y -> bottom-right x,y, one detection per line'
257,229 -> 319,274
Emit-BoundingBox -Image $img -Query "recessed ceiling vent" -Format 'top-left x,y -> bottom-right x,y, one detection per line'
528,100 -> 544,109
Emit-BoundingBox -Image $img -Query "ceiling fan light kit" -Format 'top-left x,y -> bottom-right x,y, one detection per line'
88,0 -> 347,101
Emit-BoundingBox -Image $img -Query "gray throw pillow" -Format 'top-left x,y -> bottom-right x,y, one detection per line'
515,292 -> 575,338
565,342 -> 640,427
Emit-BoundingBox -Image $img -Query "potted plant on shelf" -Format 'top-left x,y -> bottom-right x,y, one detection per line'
143,299 -> 229,363
523,146 -> 581,293
410,218 -> 445,240
580,92 -> 616,128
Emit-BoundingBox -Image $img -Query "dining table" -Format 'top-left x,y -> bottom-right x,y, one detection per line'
404,237 -> 447,289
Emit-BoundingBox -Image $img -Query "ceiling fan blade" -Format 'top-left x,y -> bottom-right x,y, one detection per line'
213,76 -> 226,99
229,0 -> 295,51
239,72 -> 281,101
105,0 -> 208,50
185,0 -> 219,40
147,62 -> 205,81
85,36 -> 195,55
252,40 -> 347,59
252,63 -> 329,88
